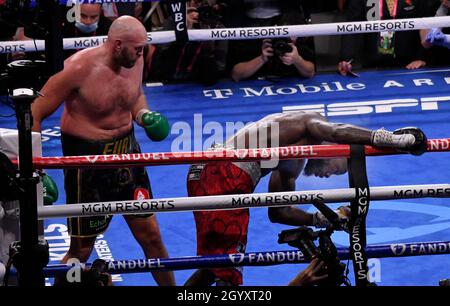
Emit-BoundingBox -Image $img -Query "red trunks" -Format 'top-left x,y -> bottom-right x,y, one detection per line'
187,161 -> 256,285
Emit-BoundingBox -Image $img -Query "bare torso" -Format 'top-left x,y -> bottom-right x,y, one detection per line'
61,47 -> 143,140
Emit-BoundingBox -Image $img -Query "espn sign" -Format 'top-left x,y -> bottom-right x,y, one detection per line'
282,96 -> 450,116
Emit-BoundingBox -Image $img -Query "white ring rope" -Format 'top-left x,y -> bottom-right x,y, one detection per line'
1,16 -> 449,53
38,184 -> 450,219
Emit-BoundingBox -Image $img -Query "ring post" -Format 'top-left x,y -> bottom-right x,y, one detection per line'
347,144 -> 371,286
12,89 -> 45,287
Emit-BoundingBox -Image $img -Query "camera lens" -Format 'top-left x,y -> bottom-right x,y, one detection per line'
272,39 -> 293,57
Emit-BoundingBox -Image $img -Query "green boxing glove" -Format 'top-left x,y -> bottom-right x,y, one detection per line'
137,110 -> 170,142
42,173 -> 58,206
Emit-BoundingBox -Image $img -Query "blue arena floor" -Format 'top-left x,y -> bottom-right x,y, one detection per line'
1,68 -> 450,286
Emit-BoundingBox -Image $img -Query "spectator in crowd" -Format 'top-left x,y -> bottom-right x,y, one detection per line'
145,0 -> 228,86
227,1 -> 315,81
338,0 -> 438,76
62,3 -> 112,59
420,0 -> 450,67
63,4 -> 111,38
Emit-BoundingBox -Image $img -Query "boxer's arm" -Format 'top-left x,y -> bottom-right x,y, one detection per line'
31,63 -> 83,132
305,114 -> 372,145
268,163 -> 313,226
305,114 -> 425,153
131,56 -> 148,120
131,89 -> 150,122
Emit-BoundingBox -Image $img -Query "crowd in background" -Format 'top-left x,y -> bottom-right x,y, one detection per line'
1,0 -> 450,86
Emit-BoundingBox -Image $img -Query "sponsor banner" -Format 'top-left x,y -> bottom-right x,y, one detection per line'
37,184 -> 450,219
2,16 -> 448,53
41,241 -> 450,276
189,17 -> 450,41
0,32 -> 174,54
24,140 -> 450,169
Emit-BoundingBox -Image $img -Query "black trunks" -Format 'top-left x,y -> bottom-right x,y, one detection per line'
61,129 -> 152,238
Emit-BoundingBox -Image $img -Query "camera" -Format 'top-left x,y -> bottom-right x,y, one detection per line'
278,226 -> 349,286
271,38 -> 293,57
0,60 -> 46,97
54,258 -> 111,287
3,239 -> 49,286
83,259 -> 111,287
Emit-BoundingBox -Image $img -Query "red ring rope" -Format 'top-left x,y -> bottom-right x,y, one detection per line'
16,138 -> 449,169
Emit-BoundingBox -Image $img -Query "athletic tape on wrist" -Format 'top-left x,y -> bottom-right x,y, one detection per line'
135,109 -> 150,126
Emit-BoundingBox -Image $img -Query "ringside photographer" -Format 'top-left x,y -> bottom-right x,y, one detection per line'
228,1 -> 315,81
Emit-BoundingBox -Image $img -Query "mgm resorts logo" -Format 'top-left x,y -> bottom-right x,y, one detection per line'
283,96 -> 450,117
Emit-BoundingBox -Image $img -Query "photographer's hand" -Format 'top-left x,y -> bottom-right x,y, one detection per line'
279,43 -> 300,66
288,258 -> 328,286
231,39 -> 274,81
261,39 -> 274,63
282,43 -> 315,78
98,272 -> 113,286
338,60 -> 353,76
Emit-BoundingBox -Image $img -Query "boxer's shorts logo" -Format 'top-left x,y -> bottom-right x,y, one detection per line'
134,188 -> 150,201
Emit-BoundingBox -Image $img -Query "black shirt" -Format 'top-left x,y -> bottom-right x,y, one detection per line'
227,37 -> 315,79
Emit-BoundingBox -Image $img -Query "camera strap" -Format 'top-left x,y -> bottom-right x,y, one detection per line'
168,0 -> 189,43
347,145 -> 370,286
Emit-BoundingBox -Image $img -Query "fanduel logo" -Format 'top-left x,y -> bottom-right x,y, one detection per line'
229,254 -> 245,264
391,244 -> 407,256
282,96 -> 450,116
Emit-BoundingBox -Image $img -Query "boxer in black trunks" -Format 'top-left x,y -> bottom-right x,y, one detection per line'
185,111 -> 427,286
31,16 -> 174,285
62,129 -> 152,237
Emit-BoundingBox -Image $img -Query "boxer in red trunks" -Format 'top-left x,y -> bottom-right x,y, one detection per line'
186,160 -> 258,286
185,111 -> 427,286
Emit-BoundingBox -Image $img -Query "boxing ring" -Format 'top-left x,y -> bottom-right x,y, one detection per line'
1,1 -> 450,286
12,138 -> 450,285
2,72 -> 450,285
